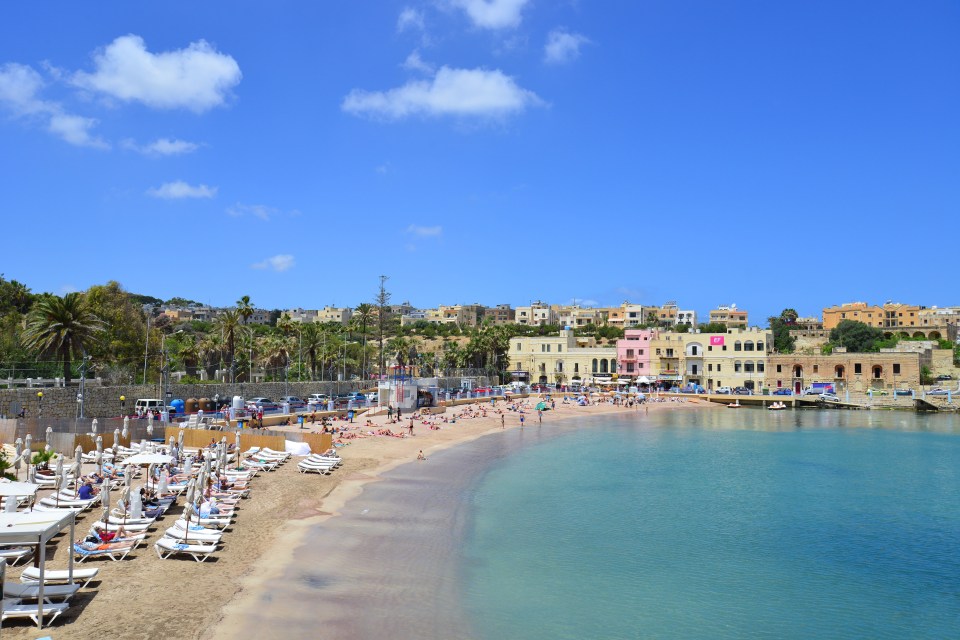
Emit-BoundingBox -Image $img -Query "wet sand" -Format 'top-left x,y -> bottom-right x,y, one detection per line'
210,397 -> 708,640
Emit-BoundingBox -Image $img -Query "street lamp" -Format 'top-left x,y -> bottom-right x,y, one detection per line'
120,395 -> 126,417
37,391 -> 43,421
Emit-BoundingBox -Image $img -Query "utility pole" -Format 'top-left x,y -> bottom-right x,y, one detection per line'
143,313 -> 150,383
376,275 -> 391,384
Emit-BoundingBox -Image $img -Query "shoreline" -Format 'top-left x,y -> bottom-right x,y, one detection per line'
209,396 -> 710,639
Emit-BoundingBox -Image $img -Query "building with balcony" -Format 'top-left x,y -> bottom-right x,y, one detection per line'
615,329 -> 657,380
516,301 -> 558,326
484,304 -> 515,325
508,328 -> 617,385
650,327 -> 773,390
709,304 -> 748,329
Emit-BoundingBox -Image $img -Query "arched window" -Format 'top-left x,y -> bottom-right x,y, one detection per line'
592,359 -> 598,373
600,359 -> 609,373
757,362 -> 765,372
556,361 -> 564,372
835,365 -> 845,378
735,361 -> 742,373
744,341 -> 754,352
745,361 -> 755,373
757,341 -> 765,352
793,365 -> 803,377
611,359 -> 617,371
872,365 -> 883,379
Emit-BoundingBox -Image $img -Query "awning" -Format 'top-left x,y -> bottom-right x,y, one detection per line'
658,374 -> 682,381
637,376 -> 652,384
122,453 -> 174,466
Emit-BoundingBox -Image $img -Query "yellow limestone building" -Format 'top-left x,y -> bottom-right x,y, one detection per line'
508,328 -> 617,386
649,327 -> 774,391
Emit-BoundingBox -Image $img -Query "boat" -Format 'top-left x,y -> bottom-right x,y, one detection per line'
768,402 -> 786,410
727,400 -> 742,408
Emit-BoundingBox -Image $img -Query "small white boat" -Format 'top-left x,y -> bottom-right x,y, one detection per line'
727,400 -> 742,408
768,402 -> 786,410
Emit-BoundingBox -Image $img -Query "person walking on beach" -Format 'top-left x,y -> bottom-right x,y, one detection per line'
538,409 -> 543,425
396,407 -> 402,421
387,406 -> 393,420
501,414 -> 505,429
408,418 -> 414,436
520,414 -> 525,429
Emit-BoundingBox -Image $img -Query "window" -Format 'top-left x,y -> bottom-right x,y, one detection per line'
639,349 -> 644,356
855,363 -> 862,374
744,362 -> 754,373
592,359 -> 598,373
813,365 -> 819,373
708,364 -> 713,372
627,363 -> 635,372
717,364 -> 722,372
735,361 -> 742,373
656,349 -> 661,356
557,345 -> 562,353
744,341 -> 754,351
626,349 -> 634,358
691,346 -> 699,355
734,341 -> 742,352
516,343 -> 521,351
776,364 -> 782,373
893,363 -> 901,374
757,342 -> 764,351
708,345 -> 713,351
574,363 -> 579,373
758,362 -> 765,372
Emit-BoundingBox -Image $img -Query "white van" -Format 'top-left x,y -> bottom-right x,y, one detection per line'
134,399 -> 164,413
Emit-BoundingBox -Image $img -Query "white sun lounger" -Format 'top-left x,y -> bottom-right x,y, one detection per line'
154,538 -> 217,562
19,566 -> 99,588
162,527 -> 222,545
91,519 -> 153,533
0,600 -> 68,627
73,543 -> 135,563
4,582 -> 80,603
0,546 -> 33,566
297,462 -> 334,475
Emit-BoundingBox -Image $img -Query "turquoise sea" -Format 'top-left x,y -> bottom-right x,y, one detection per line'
224,407 -> 960,639
462,409 -> 960,639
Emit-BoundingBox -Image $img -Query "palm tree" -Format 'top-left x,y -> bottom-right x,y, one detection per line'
198,333 -> 223,380
176,334 -> 201,378
216,309 -> 242,381
21,293 -> 103,383
353,303 -> 374,379
236,295 -> 254,325
300,322 -> 324,380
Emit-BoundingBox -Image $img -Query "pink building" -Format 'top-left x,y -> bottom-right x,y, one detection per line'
616,329 -> 657,380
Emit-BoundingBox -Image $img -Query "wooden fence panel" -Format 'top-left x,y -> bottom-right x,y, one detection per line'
301,432 -> 332,454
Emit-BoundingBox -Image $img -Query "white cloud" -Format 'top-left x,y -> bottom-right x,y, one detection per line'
407,224 -> 443,237
123,137 -> 200,156
342,66 -> 543,120
544,29 -> 591,64
147,180 -> 217,199
375,162 -> 391,174
397,7 -> 425,33
449,0 -> 530,29
226,202 -> 278,221
251,254 -> 295,272
72,35 -> 242,113
402,50 -> 434,75
0,62 -> 108,148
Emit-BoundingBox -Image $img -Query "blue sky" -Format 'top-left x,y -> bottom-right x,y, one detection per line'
1,1 -> 957,322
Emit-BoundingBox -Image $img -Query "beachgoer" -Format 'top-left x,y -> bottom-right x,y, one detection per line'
520,415 -> 525,429
78,481 -> 96,500
501,414 -> 505,429
417,450 -> 425,460
408,418 -> 414,436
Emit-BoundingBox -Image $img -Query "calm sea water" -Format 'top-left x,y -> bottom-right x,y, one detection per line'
462,409 -> 960,640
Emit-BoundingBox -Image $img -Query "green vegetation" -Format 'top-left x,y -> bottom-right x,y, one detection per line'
828,320 -> 886,353
767,308 -> 798,354
920,366 -> 934,386
0,449 -> 16,481
698,322 -> 728,334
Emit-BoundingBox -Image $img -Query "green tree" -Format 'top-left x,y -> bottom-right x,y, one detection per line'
699,322 -> 728,334
375,276 -> 391,379
21,293 -> 104,383
216,309 -> 242,380
84,281 -> 148,380
768,308 -> 799,354
829,320 -> 885,353
236,295 -> 254,325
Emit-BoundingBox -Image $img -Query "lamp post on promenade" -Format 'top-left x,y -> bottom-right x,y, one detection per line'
37,391 -> 43,422
120,395 -> 125,417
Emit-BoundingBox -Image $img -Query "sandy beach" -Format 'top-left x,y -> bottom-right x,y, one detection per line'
2,395 -> 709,639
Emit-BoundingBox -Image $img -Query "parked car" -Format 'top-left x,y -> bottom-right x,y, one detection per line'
819,393 -> 841,403
733,387 -> 753,395
866,388 -> 888,396
280,396 -> 306,410
928,388 -> 950,396
772,388 -> 793,396
247,397 -> 279,411
714,387 -> 732,394
802,387 -> 827,396
307,393 -> 330,405
894,389 -> 912,396
936,374 -> 953,381
680,384 -> 706,394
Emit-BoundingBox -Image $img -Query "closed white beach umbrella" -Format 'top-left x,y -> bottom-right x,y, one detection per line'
122,415 -> 130,439
113,428 -> 121,454
55,456 -> 65,507
147,413 -> 154,437
102,481 -> 111,512
13,438 -> 22,479
178,429 -> 185,450
44,427 -> 52,452
4,493 -> 17,512
24,434 -> 32,458
74,444 -> 82,462
27,464 -> 35,485
91,418 -> 98,434
95,435 -> 104,475
158,469 -> 168,496
130,487 -> 143,520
